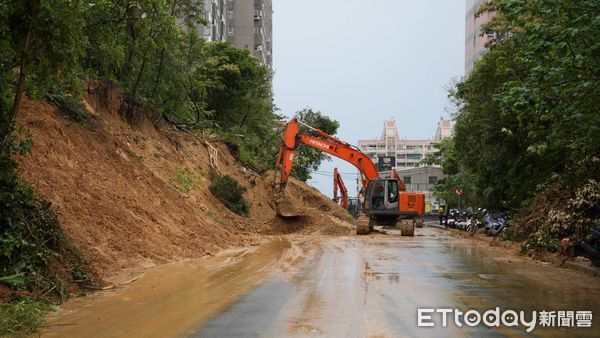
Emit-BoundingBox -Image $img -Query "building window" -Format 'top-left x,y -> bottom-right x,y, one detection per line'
429,176 -> 438,184
227,27 -> 234,36
403,176 -> 411,185
407,153 -> 422,160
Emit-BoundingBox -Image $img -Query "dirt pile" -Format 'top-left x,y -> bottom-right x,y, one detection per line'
16,80 -> 352,275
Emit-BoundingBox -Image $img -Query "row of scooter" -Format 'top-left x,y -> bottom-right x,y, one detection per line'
441,207 -> 510,236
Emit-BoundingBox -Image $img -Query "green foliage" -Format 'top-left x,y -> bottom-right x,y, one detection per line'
8,0 -> 86,95
171,166 -> 202,193
1,1 -> 277,171
46,93 -> 89,123
442,0 -> 599,213
424,139 -> 479,208
198,43 -> 277,171
0,297 -> 53,336
432,0 -> 599,250
209,175 -> 249,216
292,108 -> 340,181
0,127 -> 87,300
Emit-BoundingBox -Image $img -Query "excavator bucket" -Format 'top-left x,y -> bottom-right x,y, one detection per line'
275,191 -> 306,217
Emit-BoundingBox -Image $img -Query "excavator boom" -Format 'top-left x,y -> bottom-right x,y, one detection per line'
333,168 -> 348,209
276,119 -> 379,192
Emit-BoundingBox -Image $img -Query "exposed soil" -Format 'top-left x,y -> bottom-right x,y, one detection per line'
0,283 -> 14,303
16,80 -> 353,279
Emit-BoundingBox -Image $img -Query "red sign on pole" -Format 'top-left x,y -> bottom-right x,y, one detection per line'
454,188 -> 464,196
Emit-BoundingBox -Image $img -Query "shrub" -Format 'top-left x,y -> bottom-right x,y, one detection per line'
0,297 -> 53,336
0,127 -> 92,334
46,93 -> 89,123
209,175 -> 249,215
518,178 -> 600,253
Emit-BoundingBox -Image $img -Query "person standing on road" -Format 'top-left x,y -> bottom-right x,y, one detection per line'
439,205 -> 445,225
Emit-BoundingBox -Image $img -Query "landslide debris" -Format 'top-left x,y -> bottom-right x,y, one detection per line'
16,81 -> 353,276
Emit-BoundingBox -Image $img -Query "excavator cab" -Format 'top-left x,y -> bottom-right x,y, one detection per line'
364,178 -> 425,220
365,179 -> 398,211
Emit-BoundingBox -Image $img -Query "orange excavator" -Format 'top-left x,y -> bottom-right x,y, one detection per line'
333,168 -> 348,209
275,118 -> 425,235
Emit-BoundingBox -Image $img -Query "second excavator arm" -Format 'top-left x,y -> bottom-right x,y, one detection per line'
333,168 -> 348,209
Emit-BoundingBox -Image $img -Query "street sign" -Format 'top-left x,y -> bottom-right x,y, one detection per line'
454,188 -> 464,196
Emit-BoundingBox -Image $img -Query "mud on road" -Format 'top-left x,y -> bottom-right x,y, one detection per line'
41,227 -> 599,337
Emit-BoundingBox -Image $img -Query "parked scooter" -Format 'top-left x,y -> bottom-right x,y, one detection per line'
455,208 -> 473,230
485,212 -> 509,236
445,209 -> 458,228
467,208 -> 486,235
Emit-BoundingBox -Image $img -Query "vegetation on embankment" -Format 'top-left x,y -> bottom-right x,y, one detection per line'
427,0 -> 599,252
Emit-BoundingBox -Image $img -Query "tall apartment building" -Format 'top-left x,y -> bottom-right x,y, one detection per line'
229,0 -> 272,69
199,0 -> 272,69
358,119 -> 452,171
201,0 -> 228,42
465,0 -> 496,74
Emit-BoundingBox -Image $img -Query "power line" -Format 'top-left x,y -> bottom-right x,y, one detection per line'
313,170 -> 358,176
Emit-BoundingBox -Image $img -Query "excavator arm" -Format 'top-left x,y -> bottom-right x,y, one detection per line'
276,118 -> 379,192
333,168 -> 348,209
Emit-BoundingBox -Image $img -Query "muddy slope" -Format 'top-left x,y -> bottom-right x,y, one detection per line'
16,81 -> 352,275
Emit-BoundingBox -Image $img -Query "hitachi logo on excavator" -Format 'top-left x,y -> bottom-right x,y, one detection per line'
307,139 -> 329,149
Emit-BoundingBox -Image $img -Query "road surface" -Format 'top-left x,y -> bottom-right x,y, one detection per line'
43,226 -> 599,337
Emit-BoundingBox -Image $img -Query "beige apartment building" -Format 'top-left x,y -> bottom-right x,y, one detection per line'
357,119 -> 452,170
357,119 -> 452,212
199,0 -> 272,69
465,0 -> 496,74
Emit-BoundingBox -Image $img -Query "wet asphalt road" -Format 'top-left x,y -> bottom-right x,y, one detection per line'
192,226 -> 600,338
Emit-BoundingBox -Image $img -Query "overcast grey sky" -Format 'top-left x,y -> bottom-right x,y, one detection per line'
273,0 -> 465,197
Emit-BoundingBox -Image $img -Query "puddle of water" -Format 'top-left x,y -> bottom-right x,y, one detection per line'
41,238 -> 294,338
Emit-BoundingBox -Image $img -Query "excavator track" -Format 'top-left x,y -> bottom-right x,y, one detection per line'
397,218 -> 415,236
356,216 -> 373,235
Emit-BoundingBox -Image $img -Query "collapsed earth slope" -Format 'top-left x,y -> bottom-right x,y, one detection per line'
16,81 -> 353,275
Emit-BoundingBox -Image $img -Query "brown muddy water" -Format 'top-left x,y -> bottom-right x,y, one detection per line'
40,228 -> 599,337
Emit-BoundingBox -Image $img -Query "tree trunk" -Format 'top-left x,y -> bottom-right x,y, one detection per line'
5,0 -> 37,141
151,48 -> 166,97
131,57 -> 147,97
151,1 -> 179,97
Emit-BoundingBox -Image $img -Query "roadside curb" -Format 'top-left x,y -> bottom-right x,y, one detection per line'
562,260 -> 600,277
